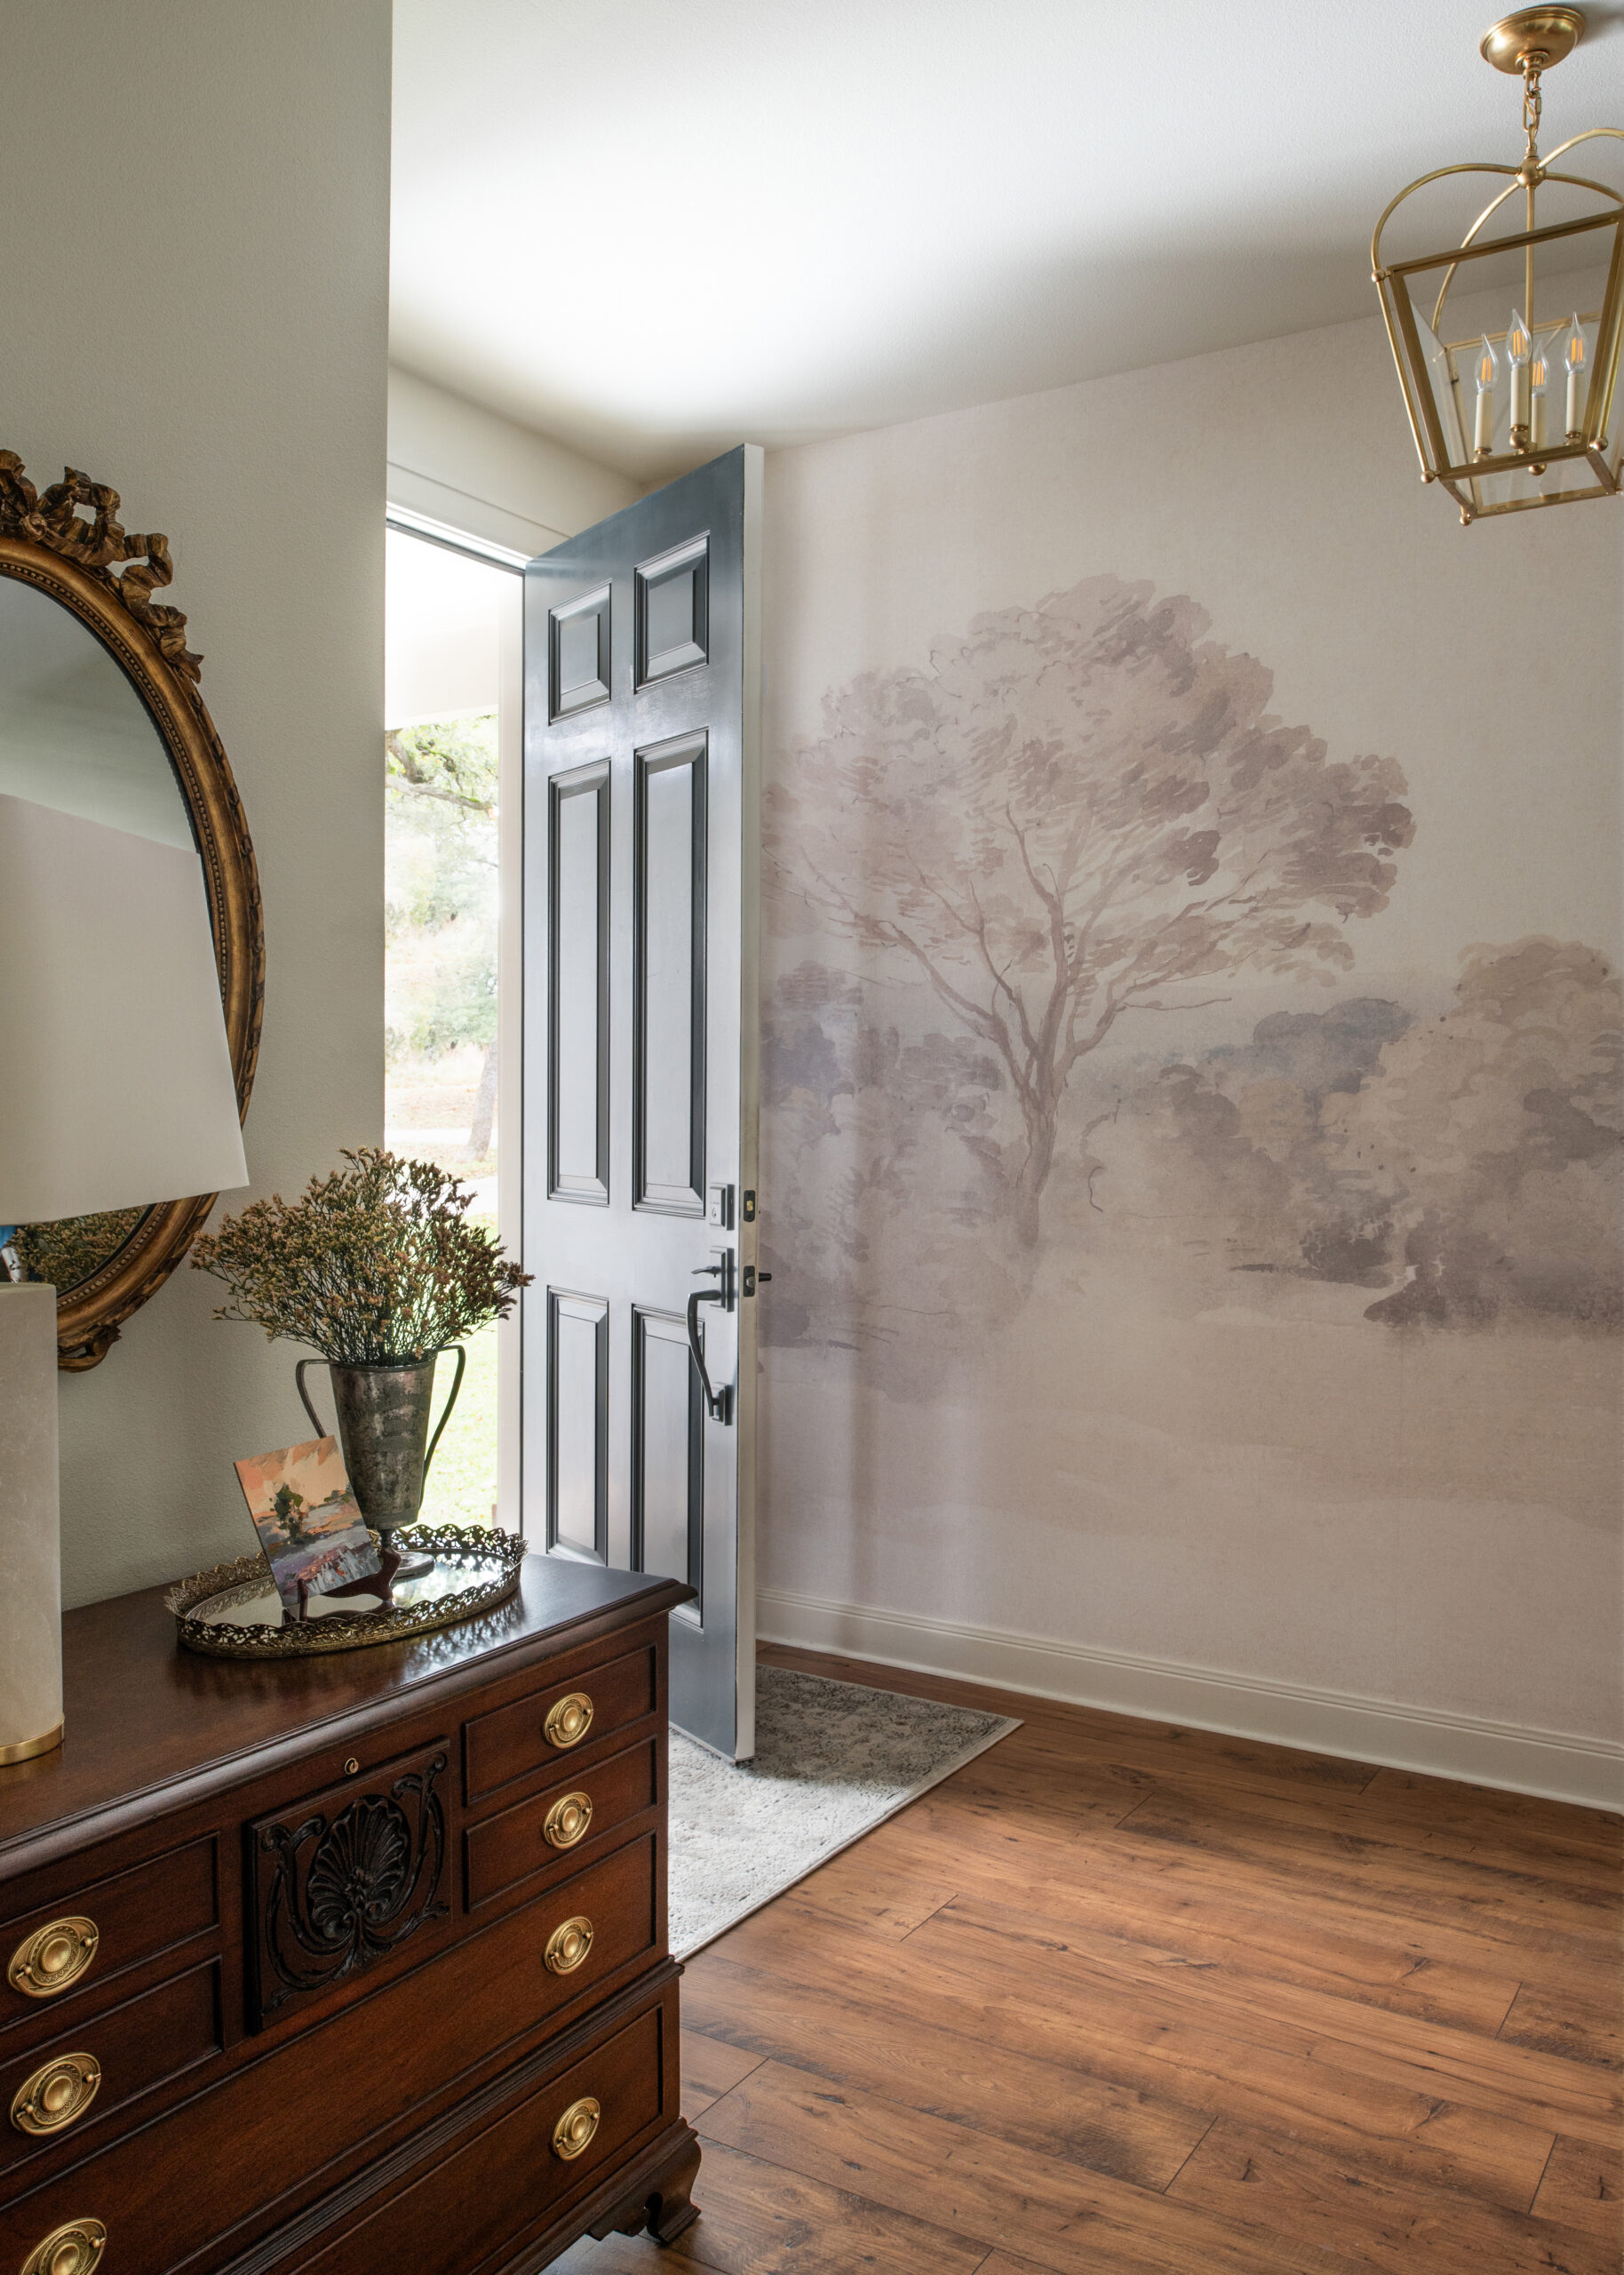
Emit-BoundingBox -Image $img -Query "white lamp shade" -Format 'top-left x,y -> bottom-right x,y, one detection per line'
0,1284 -> 63,1758
0,791 -> 250,1224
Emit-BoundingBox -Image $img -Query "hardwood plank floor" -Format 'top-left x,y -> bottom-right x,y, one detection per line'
553,1646 -> 1622,2275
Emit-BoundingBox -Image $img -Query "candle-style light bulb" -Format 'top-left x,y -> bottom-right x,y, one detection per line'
1530,331 -> 1552,455
1474,334 -> 1500,458
1507,309 -> 1532,447
1564,312 -> 1588,441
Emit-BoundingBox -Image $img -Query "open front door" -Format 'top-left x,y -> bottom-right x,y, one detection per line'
522,446 -> 761,1760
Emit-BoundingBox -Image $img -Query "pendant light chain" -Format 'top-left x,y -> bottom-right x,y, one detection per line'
1523,56 -> 1544,166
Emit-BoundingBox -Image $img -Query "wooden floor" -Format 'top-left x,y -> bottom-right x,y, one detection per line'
558,1644 -> 1623,2275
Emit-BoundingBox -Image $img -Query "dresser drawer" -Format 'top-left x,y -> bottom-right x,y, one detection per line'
0,1960 -> 219,2183
466,1737 -> 658,1910
464,1643 -> 657,1803
297,1999 -> 672,2275
1,1839 -> 217,2036
0,1840 -> 660,2275
510,1832 -> 660,2027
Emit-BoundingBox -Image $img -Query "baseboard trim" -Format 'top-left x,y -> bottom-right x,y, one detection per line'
756,1588 -> 1623,1812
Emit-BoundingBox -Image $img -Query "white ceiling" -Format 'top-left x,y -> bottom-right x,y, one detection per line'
391,0 -> 1624,481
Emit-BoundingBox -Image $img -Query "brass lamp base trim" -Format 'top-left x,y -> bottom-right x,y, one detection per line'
1480,7 -> 1585,74
0,1722 -> 64,1767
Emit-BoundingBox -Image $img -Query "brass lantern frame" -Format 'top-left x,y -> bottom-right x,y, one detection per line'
1372,9 -> 1624,523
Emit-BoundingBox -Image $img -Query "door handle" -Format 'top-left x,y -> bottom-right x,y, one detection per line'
686,1285 -> 732,1425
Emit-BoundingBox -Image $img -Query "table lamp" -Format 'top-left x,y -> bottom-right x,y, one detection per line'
0,790 -> 250,1764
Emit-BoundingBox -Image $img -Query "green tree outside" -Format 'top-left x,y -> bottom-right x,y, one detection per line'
386,713 -> 501,1524
386,714 -> 499,1161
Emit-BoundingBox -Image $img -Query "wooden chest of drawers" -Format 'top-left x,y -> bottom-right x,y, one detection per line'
0,1558 -> 700,2275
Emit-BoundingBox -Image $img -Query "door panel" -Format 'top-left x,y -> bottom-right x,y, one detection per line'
631,1307 -> 703,1624
546,1289 -> 609,1563
634,732 -> 706,1214
548,585 -> 611,718
637,536 -> 709,682
523,446 -> 761,1758
548,762 -> 609,1203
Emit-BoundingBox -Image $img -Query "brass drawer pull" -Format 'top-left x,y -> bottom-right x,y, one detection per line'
552,2095 -> 600,2160
12,2052 -> 101,2136
543,1791 -> 593,1850
8,1918 -> 100,2001
544,1915 -> 593,1975
20,2220 -> 107,2275
545,1693 -> 593,1750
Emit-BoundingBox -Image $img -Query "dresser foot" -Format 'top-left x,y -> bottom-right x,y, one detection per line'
591,2125 -> 701,2246
646,2130 -> 702,2244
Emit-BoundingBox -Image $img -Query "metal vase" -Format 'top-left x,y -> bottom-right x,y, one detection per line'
295,1348 -> 466,1553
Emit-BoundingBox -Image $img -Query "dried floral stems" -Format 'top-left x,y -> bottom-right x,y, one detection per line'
191,1148 -> 530,1364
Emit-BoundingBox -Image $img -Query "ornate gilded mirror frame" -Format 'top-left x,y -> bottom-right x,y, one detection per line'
0,452 -> 264,1369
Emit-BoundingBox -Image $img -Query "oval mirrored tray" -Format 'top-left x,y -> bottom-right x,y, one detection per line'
165,1524 -> 527,1658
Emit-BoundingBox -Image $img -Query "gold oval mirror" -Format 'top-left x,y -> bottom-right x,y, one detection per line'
0,453 -> 263,1369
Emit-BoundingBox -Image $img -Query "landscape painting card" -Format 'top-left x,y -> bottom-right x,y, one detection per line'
234,1435 -> 379,1617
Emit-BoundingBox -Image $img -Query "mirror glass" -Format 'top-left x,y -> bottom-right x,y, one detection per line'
0,571 -> 198,1293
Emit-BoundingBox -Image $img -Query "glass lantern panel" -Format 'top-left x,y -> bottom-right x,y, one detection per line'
1415,299 -> 1470,467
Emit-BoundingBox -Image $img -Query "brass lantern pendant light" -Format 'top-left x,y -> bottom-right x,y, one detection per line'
1373,7 -> 1622,523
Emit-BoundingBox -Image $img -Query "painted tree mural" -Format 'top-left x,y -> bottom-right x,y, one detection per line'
1341,939 -> 1622,1327
1087,940 -> 1622,1329
767,576 -> 1414,1245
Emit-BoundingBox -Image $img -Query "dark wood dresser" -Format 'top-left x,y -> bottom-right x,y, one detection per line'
0,1557 -> 700,2275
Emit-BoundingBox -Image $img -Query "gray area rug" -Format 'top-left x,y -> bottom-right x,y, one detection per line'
668,1665 -> 1019,1956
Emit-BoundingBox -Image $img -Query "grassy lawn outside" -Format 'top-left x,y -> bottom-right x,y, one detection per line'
416,1213 -> 500,1530
417,1310 -> 498,1529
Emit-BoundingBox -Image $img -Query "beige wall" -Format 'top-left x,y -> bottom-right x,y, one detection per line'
758,313 -> 1623,1796
387,369 -> 639,557
2,1 -> 394,1607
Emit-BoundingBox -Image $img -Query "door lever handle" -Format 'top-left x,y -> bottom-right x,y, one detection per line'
685,1288 -> 732,1426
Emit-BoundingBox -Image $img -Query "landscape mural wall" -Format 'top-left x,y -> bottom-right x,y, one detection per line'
757,314 -> 1622,1754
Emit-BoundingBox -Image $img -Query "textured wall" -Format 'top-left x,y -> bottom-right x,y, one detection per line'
2,1 -> 393,1606
759,312 -> 1623,1746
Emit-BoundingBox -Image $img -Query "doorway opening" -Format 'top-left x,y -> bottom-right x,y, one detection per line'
383,516 -> 523,1525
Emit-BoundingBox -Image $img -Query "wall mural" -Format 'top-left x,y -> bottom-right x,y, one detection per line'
762,576 -> 1622,1397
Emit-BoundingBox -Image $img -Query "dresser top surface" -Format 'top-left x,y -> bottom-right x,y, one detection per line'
0,1555 -> 685,1866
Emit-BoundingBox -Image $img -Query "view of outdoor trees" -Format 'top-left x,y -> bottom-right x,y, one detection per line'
386,711 -> 499,1169
384,704 -> 502,1528
384,528 -> 514,1526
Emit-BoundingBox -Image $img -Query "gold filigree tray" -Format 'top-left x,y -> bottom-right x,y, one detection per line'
164,1524 -> 528,1659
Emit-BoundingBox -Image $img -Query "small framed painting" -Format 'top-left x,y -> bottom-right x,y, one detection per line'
234,1435 -> 379,1618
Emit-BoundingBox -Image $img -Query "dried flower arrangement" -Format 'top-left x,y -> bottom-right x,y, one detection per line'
191,1148 -> 530,1364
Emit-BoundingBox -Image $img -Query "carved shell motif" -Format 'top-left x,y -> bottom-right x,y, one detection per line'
305,1797 -> 412,1940
254,1754 -> 449,2018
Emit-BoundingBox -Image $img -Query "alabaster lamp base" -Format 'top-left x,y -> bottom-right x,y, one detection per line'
0,1281 -> 65,1765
